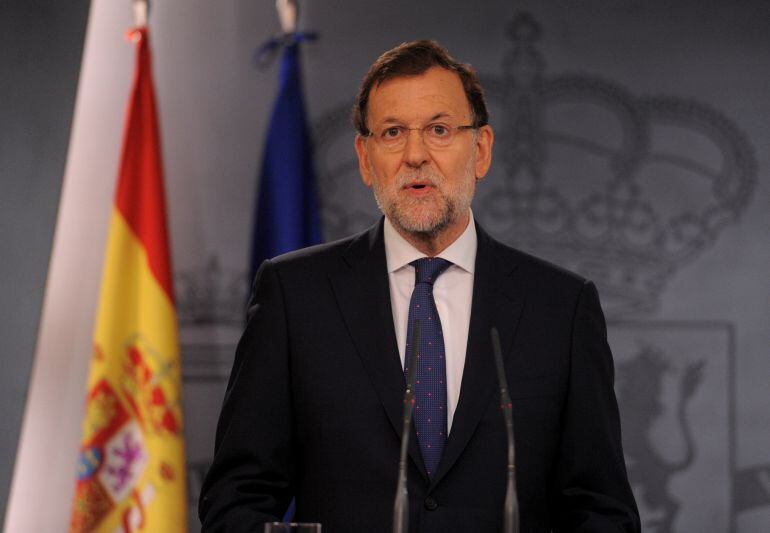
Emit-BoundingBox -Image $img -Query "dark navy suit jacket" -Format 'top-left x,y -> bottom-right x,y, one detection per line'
199,219 -> 640,533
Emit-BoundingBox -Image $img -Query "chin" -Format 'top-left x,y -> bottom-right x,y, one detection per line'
392,207 -> 452,236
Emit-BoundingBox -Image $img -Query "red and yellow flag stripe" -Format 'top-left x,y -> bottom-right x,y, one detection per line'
70,27 -> 187,532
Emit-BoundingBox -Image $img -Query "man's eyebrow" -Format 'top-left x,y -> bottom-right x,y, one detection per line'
378,112 -> 454,125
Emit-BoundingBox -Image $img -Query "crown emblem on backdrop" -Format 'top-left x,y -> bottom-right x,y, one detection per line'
313,12 -> 758,317
471,12 -> 757,315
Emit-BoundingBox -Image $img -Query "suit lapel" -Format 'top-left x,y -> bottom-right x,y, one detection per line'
431,224 -> 526,488
328,219 -> 429,480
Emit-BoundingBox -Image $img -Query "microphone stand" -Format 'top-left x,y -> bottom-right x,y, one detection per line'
491,327 -> 520,533
393,320 -> 420,533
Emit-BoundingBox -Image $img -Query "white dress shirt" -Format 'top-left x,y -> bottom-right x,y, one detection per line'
383,212 -> 477,433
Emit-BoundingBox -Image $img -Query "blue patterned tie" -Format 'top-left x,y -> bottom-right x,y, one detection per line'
404,257 -> 451,478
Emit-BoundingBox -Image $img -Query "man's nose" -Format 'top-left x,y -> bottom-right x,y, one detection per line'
402,128 -> 430,168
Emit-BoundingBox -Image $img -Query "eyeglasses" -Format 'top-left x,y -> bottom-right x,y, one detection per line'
364,122 -> 479,152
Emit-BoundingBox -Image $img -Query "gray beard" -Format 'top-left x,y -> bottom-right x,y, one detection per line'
378,193 -> 456,238
370,157 -> 476,239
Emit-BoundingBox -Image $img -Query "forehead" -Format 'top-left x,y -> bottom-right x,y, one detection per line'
366,66 -> 471,125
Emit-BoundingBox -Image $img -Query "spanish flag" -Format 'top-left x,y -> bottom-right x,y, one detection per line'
69,27 -> 187,532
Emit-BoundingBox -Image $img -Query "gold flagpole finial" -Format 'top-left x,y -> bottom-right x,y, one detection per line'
276,0 -> 297,34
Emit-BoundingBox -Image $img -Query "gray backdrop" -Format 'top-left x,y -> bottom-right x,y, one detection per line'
3,1 -> 768,531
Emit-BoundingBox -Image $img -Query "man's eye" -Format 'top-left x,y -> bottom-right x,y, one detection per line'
381,127 -> 403,139
428,124 -> 450,137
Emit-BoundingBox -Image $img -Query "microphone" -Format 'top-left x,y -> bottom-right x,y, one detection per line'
490,327 -> 520,533
393,320 -> 421,533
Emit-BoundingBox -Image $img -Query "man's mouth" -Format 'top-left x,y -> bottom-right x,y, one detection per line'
401,182 -> 437,199
404,181 -> 433,190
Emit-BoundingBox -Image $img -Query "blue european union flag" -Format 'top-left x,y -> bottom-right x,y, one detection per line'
249,36 -> 321,522
250,37 -> 322,282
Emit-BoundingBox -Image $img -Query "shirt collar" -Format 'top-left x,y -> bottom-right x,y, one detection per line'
383,210 -> 477,274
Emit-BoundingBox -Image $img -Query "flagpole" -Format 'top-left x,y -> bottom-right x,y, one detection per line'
132,0 -> 148,28
276,0 -> 297,34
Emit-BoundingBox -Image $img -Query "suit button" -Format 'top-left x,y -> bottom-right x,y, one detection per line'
424,497 -> 438,511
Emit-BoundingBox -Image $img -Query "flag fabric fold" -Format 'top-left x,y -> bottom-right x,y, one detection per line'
249,37 -> 322,282
69,27 -> 187,532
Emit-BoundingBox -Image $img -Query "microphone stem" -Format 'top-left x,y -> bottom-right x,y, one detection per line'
393,320 -> 420,533
491,327 -> 520,533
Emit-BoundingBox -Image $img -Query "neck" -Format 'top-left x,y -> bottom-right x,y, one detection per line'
391,210 -> 470,257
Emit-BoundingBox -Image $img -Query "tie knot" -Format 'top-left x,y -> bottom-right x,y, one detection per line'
412,257 -> 452,285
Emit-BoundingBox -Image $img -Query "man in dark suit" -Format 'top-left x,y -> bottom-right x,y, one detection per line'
199,40 -> 640,532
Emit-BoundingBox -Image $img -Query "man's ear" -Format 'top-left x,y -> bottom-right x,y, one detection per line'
474,125 -> 494,180
355,134 -> 373,187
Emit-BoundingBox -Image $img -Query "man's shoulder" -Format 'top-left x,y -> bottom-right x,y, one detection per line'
266,222 -> 377,274
481,227 -> 588,292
